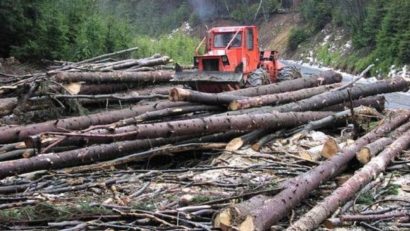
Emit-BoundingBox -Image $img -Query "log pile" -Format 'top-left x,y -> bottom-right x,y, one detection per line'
0,48 -> 409,230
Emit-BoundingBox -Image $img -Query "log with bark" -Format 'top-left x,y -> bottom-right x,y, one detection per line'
0,136 -> 191,178
321,95 -> 385,112
170,70 -> 343,105
287,120 -> 410,231
40,111 -> 334,143
229,77 -> 408,150
0,101 -> 191,144
213,110 -> 410,231
228,83 -> 341,110
54,70 -> 174,84
356,120 -> 410,164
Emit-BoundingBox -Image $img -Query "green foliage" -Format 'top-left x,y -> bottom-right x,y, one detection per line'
191,195 -> 211,203
2,0 -> 132,62
299,0 -> 410,75
316,45 -> 342,66
133,32 -> 200,64
0,202 -> 112,222
288,27 -> 310,51
300,0 -> 332,31
352,0 -> 385,49
230,0 -> 280,23
356,192 -> 374,205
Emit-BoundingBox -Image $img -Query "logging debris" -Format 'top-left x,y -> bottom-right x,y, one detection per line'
1,49 -> 410,231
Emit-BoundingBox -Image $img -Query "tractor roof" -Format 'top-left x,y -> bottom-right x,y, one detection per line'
209,25 -> 256,33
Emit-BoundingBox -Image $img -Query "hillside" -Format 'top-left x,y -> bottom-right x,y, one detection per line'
0,0 -> 408,75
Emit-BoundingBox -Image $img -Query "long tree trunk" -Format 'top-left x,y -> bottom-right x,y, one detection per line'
228,83 -> 341,110
77,84 -> 178,97
231,78 -> 408,150
41,111 -> 334,143
55,71 -> 173,83
0,101 -> 191,144
213,110 -> 410,231
287,122 -> 410,231
321,95 -> 385,112
272,78 -> 409,113
170,71 -> 343,105
0,136 -> 190,179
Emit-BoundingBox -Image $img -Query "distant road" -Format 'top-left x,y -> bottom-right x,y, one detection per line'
282,60 -> 410,109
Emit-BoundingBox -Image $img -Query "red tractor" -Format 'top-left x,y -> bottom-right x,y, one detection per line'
172,25 -> 284,93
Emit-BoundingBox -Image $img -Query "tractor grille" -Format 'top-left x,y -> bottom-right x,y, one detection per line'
203,59 -> 219,71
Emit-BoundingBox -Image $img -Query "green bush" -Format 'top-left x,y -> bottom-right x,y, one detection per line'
287,28 -> 309,51
133,32 -> 200,65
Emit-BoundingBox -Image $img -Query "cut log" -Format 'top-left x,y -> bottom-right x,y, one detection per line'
65,83 -> 179,95
321,95 -> 385,112
0,98 -> 18,116
213,110 -> 410,231
105,55 -> 169,70
228,83 -> 340,110
237,78 -> 407,150
272,78 -> 409,113
55,71 -> 173,83
356,120 -> 410,164
321,137 -> 340,159
230,70 -> 342,97
43,111 -> 334,143
299,138 -> 339,162
0,101 -> 190,144
170,71 -> 343,105
251,130 -> 285,151
70,143 -> 226,172
356,137 -> 392,164
0,136 -> 192,178
287,121 -> 410,231
116,105 -> 222,125
225,129 -> 269,151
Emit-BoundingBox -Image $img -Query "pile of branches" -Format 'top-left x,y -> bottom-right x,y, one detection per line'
0,47 -> 174,124
0,47 -> 410,230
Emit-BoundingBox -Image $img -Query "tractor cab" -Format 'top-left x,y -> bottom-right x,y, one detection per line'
195,26 -> 260,76
173,25 -> 282,92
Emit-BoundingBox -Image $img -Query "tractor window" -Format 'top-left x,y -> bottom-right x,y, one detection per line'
214,33 -> 242,48
247,28 -> 254,50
